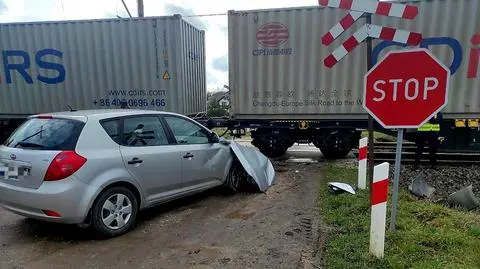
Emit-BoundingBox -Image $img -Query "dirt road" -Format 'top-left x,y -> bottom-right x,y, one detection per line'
0,161 -> 323,269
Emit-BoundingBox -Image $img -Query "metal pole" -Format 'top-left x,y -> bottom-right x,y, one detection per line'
366,14 -> 375,194
390,128 -> 404,232
121,0 -> 132,18
137,0 -> 144,17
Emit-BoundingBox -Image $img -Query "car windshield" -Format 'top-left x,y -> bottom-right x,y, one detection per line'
3,118 -> 85,150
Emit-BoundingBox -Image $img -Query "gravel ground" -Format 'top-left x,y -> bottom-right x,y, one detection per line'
332,159 -> 480,209
395,165 -> 480,202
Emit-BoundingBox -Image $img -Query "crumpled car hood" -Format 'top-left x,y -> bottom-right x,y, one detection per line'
229,141 -> 276,192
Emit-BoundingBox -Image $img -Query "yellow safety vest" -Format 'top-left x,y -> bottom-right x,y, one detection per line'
418,123 -> 440,132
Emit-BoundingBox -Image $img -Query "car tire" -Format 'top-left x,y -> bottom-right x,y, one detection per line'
225,160 -> 243,193
90,186 -> 138,238
225,159 -> 259,193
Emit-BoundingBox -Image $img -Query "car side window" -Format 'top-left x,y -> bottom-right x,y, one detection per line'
122,116 -> 169,147
164,116 -> 210,144
101,120 -> 122,144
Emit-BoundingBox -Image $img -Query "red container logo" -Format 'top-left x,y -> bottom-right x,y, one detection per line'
256,22 -> 289,48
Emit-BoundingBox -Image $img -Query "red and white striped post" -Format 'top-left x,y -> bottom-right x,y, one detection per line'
358,137 -> 368,189
370,162 -> 389,259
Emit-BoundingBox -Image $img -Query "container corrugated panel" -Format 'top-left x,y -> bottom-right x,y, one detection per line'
229,0 -> 479,120
0,16 -> 206,117
179,20 -> 207,116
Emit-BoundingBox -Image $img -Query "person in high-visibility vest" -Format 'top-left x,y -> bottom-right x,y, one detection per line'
415,113 -> 442,169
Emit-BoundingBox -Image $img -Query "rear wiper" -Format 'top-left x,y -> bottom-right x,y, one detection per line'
21,126 -> 44,143
14,142 -> 45,149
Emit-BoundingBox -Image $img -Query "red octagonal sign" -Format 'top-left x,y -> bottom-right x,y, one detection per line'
364,48 -> 450,129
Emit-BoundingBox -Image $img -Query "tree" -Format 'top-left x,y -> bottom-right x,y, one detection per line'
207,98 -> 228,118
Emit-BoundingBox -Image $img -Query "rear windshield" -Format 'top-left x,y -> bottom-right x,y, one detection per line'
3,118 -> 85,150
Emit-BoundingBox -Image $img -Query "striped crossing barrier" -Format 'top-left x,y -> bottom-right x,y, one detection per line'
369,162 -> 390,258
358,137 -> 368,190
318,0 -> 418,19
321,11 -> 364,46
319,0 -> 421,68
324,24 -> 422,68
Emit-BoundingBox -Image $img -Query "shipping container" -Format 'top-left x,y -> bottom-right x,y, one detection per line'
228,0 -> 479,120
0,15 -> 206,118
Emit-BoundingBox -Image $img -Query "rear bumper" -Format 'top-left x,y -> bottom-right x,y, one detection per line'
0,177 -> 98,224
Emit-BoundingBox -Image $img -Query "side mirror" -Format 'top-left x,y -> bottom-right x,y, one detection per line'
210,132 -> 220,143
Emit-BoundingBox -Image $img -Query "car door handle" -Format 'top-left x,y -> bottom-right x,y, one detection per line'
183,153 -> 194,159
128,158 -> 143,165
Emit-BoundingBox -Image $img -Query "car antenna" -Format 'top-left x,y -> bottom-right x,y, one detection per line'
67,105 -> 77,112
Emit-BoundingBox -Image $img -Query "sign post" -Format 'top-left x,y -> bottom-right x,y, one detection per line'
364,48 -> 450,231
319,0 -> 422,195
390,128 -> 403,231
319,0 -> 452,255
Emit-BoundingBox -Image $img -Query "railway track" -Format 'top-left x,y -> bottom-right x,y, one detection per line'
353,142 -> 480,165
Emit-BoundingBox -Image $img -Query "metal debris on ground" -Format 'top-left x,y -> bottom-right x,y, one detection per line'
408,173 -> 436,199
447,185 -> 480,211
396,165 -> 480,201
328,182 -> 356,195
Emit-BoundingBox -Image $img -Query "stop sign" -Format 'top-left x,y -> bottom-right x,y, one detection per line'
364,49 -> 450,129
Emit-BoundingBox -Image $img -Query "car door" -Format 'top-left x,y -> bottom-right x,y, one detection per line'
163,115 -> 231,189
115,115 -> 183,203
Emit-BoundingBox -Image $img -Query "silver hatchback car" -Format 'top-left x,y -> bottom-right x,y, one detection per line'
0,110 -> 241,237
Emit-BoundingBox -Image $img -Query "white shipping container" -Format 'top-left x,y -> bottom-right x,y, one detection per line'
228,0 -> 479,120
0,15 -> 206,117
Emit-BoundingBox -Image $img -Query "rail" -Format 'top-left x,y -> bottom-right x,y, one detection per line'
353,142 -> 480,165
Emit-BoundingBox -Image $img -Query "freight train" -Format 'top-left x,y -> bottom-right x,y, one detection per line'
209,0 -> 479,158
0,0 -> 478,159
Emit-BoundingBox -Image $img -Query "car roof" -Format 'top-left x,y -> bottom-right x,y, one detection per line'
33,109 -> 181,121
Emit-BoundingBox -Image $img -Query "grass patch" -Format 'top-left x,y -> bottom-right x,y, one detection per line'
319,164 -> 480,269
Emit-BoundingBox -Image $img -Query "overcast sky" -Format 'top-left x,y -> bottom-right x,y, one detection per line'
0,0 -> 316,91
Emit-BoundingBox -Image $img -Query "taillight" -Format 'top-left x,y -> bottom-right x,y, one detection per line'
44,151 -> 87,181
